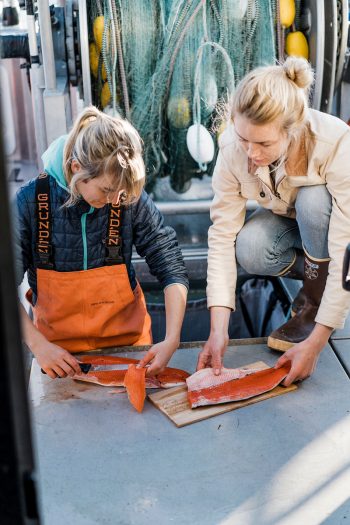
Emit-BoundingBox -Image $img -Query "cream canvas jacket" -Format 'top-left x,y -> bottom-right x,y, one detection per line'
207,109 -> 350,329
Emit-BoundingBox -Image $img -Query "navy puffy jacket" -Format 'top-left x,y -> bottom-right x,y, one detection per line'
14,175 -> 189,297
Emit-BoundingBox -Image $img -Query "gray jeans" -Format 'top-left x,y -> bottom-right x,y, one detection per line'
236,185 -> 331,276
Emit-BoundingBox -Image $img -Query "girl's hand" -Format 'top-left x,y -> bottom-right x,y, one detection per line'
274,340 -> 321,386
33,341 -> 82,379
196,332 -> 229,375
137,338 -> 179,376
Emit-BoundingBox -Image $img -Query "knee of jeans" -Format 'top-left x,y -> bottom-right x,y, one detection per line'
295,185 -> 332,227
236,232 -> 270,274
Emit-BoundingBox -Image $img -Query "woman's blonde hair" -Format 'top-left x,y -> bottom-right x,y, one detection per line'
231,57 -> 314,140
63,106 -> 145,206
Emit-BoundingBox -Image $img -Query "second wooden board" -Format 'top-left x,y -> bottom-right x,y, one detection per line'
148,361 -> 297,427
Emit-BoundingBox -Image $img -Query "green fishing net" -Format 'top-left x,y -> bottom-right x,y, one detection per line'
87,0 -> 277,193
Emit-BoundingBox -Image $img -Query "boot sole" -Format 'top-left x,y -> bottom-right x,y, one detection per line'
267,335 -> 295,352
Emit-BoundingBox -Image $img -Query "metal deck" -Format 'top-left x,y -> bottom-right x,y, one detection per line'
29,340 -> 350,525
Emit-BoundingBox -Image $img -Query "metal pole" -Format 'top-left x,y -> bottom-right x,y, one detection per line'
78,0 -> 92,105
156,199 -> 257,215
27,0 -> 47,168
37,0 -> 56,91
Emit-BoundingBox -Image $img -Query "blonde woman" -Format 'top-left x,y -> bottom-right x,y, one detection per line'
198,57 -> 350,385
15,106 -> 188,379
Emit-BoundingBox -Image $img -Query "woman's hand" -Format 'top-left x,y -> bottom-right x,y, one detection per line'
274,323 -> 332,386
274,341 -> 320,386
137,338 -> 179,376
34,341 -> 82,379
196,306 -> 231,374
196,332 -> 229,375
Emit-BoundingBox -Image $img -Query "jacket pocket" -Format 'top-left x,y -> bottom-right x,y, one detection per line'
241,180 -> 272,202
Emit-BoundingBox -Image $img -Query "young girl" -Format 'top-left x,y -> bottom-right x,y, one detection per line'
198,57 -> 350,385
15,106 -> 188,379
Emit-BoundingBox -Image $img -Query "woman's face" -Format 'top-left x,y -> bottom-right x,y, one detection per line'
72,161 -> 121,208
234,113 -> 288,167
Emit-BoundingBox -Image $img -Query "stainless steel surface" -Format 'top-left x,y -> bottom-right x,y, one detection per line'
78,0 -> 92,106
30,342 -> 350,525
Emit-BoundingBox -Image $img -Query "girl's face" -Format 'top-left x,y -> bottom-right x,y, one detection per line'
72,161 -> 121,208
234,113 -> 288,167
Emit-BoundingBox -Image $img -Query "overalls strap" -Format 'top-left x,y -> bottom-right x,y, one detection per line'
105,201 -> 124,265
35,173 -> 54,270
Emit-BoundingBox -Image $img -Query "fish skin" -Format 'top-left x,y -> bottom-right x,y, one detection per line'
187,364 -> 291,408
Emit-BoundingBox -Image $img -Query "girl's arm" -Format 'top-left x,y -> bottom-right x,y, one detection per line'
132,191 -> 189,291
138,283 -> 187,375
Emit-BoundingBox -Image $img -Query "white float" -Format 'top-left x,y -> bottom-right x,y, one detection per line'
186,124 -> 215,167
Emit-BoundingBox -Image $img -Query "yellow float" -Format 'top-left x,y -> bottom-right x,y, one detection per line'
93,16 -> 105,52
167,97 -> 191,129
89,42 -> 107,80
280,0 -> 295,28
285,31 -> 309,59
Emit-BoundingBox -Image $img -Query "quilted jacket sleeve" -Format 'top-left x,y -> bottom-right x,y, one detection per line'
132,191 -> 189,290
12,185 -> 33,287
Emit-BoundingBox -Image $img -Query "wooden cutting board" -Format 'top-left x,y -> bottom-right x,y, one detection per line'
148,361 -> 297,427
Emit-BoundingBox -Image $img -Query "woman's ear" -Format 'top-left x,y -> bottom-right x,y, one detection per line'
71,159 -> 81,174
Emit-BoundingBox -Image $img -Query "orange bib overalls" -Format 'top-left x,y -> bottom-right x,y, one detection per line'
26,173 -> 152,352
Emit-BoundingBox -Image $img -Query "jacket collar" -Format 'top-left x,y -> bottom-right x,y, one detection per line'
285,131 -> 308,176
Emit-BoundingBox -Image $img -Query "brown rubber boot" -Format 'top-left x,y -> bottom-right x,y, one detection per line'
279,249 -> 304,281
268,256 -> 330,352
291,286 -> 306,317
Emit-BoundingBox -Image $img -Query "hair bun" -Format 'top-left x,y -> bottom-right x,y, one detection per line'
283,56 -> 314,90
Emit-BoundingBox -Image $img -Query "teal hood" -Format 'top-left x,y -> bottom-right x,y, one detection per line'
42,135 -> 68,190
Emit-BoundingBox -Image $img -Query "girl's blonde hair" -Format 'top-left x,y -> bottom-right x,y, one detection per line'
231,57 -> 314,140
63,106 -> 145,206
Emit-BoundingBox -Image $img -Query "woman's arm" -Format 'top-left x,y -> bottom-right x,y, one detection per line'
198,147 -> 246,372
20,303 -> 82,378
276,128 -> 350,384
314,129 -> 350,330
138,283 -> 187,375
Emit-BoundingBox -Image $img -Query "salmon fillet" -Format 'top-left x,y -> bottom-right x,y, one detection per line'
73,355 -> 189,388
187,364 -> 291,408
72,355 -> 190,412
123,364 -> 147,413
